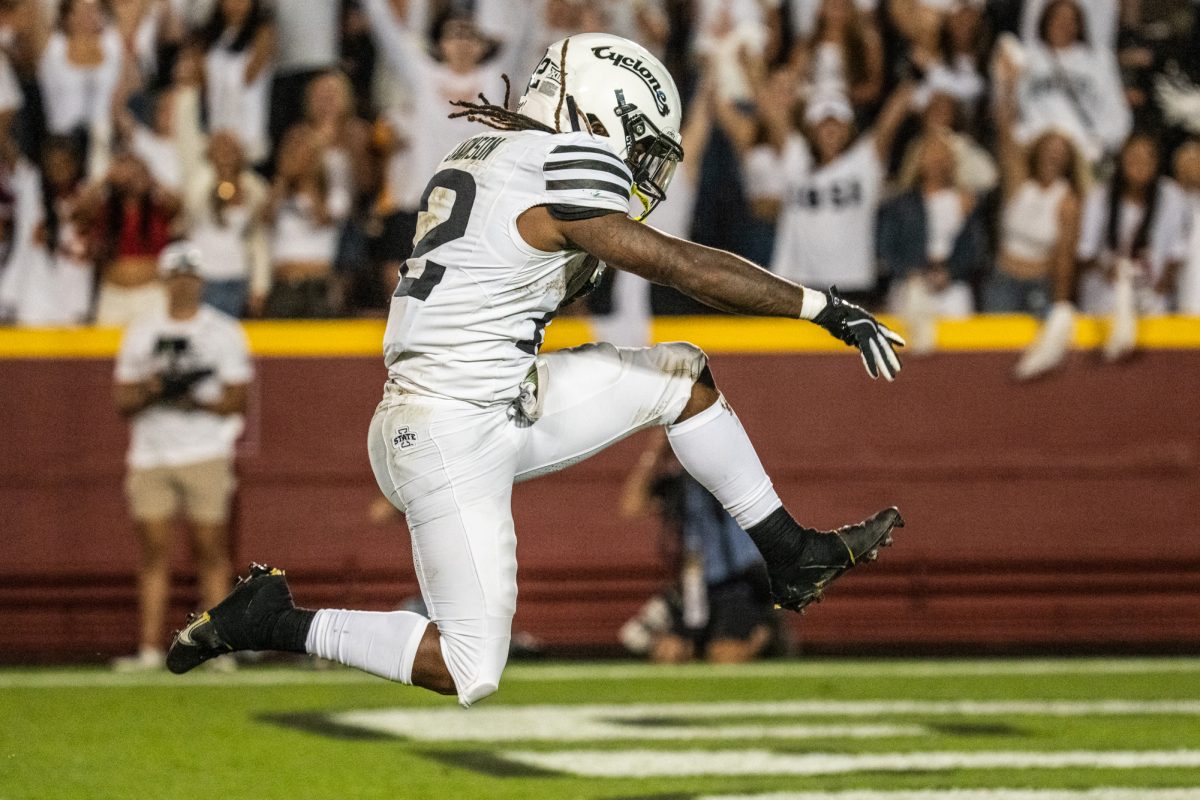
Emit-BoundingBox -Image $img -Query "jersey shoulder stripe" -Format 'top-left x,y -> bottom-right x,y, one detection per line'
542,137 -> 632,216
545,177 -> 630,200
544,158 -> 630,182
550,143 -> 631,169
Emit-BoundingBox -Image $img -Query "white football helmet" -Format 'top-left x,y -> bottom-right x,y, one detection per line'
518,32 -> 684,220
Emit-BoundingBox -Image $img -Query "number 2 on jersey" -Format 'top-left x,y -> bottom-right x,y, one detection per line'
393,169 -> 476,300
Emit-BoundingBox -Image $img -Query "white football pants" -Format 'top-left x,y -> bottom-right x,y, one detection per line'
367,342 -> 706,705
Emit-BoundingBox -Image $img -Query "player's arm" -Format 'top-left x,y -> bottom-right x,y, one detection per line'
517,207 -> 904,380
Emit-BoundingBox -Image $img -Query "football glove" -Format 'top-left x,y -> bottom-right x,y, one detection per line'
812,287 -> 905,381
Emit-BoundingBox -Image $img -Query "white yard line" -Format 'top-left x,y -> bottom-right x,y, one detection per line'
503,659 -> 1200,682
1,658 -> 1198,688
333,703 -> 930,741
328,699 -> 1200,744
697,790 -> 1200,800
503,748 -> 1200,778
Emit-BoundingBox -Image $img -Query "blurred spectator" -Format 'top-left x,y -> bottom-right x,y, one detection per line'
111,244 -> 251,672
82,148 -> 179,325
744,80 -> 912,304
37,0 -> 124,142
174,81 -> 270,317
195,0 -> 274,168
37,135 -> 94,321
363,0 -> 498,284
619,430 -> 778,665
897,82 -> 998,195
1175,139 -> 1200,313
110,0 -> 182,89
987,49 -> 1085,318
0,0 -> 1196,329
693,0 -> 771,104
0,131 -> 78,323
791,0 -> 878,41
1021,0 -> 1116,50
908,1 -> 989,130
1076,133 -> 1188,358
267,0 -> 339,160
1003,0 -> 1130,162
262,124 -> 348,317
795,0 -> 885,111
113,85 -> 182,192
191,131 -> 270,316
878,129 -> 986,352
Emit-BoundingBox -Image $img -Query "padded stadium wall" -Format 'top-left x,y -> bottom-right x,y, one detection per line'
1,318 -> 1199,659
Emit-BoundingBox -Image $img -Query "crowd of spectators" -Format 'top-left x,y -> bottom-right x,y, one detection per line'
0,0 -> 1198,360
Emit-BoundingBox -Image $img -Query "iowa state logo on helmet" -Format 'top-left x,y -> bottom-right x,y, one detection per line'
591,46 -> 671,116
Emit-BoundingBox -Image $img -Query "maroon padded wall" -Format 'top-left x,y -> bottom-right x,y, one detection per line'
2,349 -> 1198,660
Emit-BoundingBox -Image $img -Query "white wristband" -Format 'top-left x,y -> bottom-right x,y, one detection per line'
799,287 -> 828,320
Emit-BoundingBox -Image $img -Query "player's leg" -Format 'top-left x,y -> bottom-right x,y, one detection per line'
302,400 -> 516,704
516,341 -> 902,612
168,398 -> 517,707
665,366 -> 902,612
513,341 -> 708,481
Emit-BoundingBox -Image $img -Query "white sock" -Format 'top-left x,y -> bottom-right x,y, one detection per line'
305,609 -> 429,684
666,398 -> 784,529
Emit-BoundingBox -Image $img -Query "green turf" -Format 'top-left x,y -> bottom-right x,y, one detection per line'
2,659 -> 1199,800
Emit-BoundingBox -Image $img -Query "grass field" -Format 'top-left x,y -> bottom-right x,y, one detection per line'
3,658 -> 1199,800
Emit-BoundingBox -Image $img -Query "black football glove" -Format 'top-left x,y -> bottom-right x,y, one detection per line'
812,287 -> 905,381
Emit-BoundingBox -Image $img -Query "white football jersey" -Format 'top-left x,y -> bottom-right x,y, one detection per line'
383,129 -> 633,405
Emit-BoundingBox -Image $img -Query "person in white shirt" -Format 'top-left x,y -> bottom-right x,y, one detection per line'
1076,134 -> 1189,359
36,0 -> 124,139
111,244 -> 252,671
1008,0 -> 1130,162
1173,139 -> 1200,314
0,133 -> 73,325
744,83 -> 913,302
262,124 -> 349,316
363,0 -> 501,271
266,0 -> 339,160
794,0 -> 885,110
196,0 -> 274,167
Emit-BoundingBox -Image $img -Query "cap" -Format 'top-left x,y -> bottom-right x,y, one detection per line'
158,242 -> 203,279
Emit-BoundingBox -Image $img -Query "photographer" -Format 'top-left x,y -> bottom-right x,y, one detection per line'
111,243 -> 252,672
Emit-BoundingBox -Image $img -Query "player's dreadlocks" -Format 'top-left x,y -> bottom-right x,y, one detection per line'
448,39 -> 572,134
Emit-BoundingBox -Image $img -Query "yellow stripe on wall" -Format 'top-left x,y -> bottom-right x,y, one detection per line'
1,316 -> 1199,359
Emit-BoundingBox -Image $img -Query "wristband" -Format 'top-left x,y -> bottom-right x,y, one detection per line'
799,287 -> 828,320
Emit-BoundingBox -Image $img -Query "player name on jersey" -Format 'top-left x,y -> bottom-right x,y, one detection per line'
446,135 -> 506,163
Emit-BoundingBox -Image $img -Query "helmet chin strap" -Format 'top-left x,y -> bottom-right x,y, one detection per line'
630,185 -> 653,222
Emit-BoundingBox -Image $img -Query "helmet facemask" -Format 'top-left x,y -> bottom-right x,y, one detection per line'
612,89 -> 684,221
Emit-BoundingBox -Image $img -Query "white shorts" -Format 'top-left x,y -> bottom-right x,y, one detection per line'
367,342 -> 706,705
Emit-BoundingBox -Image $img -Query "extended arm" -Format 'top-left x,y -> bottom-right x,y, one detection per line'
517,206 -> 905,379
362,0 -> 428,88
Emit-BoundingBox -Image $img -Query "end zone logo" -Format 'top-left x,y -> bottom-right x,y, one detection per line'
591,46 -> 670,115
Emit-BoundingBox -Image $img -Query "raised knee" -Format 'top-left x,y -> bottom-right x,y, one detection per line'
458,680 -> 499,707
651,341 -> 708,382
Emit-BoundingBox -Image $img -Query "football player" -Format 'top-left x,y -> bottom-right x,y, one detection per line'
168,34 -> 905,706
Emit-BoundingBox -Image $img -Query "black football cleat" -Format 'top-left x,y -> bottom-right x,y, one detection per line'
765,507 -> 903,613
166,563 -> 296,674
